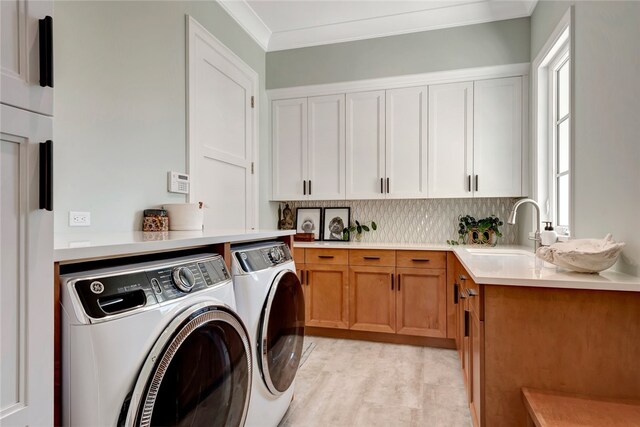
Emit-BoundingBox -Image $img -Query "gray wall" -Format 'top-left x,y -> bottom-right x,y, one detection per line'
266,17 -> 531,89
529,1 -> 640,274
54,1 -> 276,233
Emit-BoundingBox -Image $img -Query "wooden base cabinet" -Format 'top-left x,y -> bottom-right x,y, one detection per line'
305,264 -> 349,329
349,266 -> 395,333
396,268 -> 447,338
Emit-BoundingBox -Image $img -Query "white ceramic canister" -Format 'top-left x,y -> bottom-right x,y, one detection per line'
163,203 -> 204,231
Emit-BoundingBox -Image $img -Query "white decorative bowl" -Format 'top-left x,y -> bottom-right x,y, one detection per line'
536,234 -> 625,273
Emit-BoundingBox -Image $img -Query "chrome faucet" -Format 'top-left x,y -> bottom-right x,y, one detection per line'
507,198 -> 542,252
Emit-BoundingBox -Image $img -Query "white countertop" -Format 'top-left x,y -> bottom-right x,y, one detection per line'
294,241 -> 640,292
54,229 -> 295,263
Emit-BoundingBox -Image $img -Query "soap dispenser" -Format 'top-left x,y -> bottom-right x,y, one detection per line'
541,222 -> 558,246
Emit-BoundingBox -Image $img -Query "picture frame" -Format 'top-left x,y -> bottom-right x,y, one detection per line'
322,207 -> 351,241
295,207 -> 322,241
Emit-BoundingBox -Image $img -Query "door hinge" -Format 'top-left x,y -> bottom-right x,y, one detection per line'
250,96 -> 255,108
251,162 -> 254,174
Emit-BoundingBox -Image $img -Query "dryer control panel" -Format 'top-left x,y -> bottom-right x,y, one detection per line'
233,242 -> 293,273
69,254 -> 230,322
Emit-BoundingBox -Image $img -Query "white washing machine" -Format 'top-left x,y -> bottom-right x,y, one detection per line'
231,241 -> 305,427
60,253 -> 252,427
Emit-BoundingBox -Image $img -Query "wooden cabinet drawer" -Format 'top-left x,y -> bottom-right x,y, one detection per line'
349,250 -> 396,267
396,250 -> 446,269
305,248 -> 348,265
293,248 -> 305,264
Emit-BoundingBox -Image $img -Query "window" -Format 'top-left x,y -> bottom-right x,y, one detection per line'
532,9 -> 571,236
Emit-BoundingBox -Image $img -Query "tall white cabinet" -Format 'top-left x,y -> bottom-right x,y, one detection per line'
1,1 -> 54,425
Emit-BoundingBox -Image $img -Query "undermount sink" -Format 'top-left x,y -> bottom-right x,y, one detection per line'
464,248 -> 532,257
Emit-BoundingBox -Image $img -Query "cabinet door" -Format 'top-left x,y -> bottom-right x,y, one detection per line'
349,266 -> 395,333
396,268 -> 447,338
385,86 -> 427,198
428,82 -> 473,198
306,264 -> 349,329
308,94 -> 346,200
346,91 -> 386,199
1,105 -> 53,426
470,310 -> 483,427
272,98 -> 307,200
473,77 -> 522,197
0,0 -> 53,115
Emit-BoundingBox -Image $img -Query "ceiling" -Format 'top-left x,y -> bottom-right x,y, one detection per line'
217,0 -> 538,52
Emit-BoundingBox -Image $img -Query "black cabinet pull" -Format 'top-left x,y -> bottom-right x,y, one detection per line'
475,175 -> 479,192
459,274 -> 467,281
411,258 -> 430,262
464,310 -> 470,337
386,177 -> 390,193
380,178 -> 384,194
303,180 -> 306,195
397,274 -> 401,292
309,180 -> 312,195
454,283 -> 459,304
363,256 -> 380,260
391,274 -> 394,291
467,175 -> 471,192
39,140 -> 53,211
305,270 -> 308,286
318,255 -> 334,259
39,16 -> 53,88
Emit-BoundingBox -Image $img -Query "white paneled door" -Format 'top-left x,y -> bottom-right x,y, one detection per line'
428,82 -> 473,198
346,91 -> 386,199
0,104 -> 53,426
385,86 -> 427,198
308,94 -> 345,200
188,16 -> 257,230
272,98 -> 307,200
473,77 -> 523,197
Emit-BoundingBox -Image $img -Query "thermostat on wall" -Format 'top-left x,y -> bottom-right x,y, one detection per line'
168,171 -> 190,194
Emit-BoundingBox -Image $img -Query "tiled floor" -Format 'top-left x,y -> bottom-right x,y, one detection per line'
280,337 -> 472,427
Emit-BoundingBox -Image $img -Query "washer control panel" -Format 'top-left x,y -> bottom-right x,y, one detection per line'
72,254 -> 230,320
234,242 -> 292,273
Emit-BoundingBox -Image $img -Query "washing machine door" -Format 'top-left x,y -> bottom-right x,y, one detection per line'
259,270 -> 305,395
123,304 -> 252,427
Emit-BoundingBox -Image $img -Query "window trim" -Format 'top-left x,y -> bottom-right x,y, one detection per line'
531,7 -> 573,235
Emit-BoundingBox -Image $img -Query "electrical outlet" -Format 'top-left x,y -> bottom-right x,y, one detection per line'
69,211 -> 91,227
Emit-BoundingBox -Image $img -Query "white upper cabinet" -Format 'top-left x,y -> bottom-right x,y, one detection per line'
428,82 -> 474,198
272,98 -> 307,200
346,91 -> 386,199
385,86 -> 427,199
1,0 -> 53,115
308,94 -> 346,200
473,77 -> 523,197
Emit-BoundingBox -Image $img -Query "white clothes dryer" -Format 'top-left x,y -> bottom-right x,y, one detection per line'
60,253 -> 252,427
231,241 -> 305,427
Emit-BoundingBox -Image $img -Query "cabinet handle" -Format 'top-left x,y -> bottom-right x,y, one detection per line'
391,274 -> 394,291
467,288 -> 478,297
305,270 -> 309,286
459,274 -> 467,281
380,178 -> 384,194
475,175 -> 479,192
363,256 -> 380,260
464,310 -> 470,337
411,258 -> 430,262
317,255 -> 334,259
39,140 -> 53,211
397,274 -> 401,292
303,180 -> 306,195
454,282 -> 459,304
459,290 -> 466,300
467,175 -> 472,192
309,180 -> 312,195
386,177 -> 390,194
39,16 -> 53,88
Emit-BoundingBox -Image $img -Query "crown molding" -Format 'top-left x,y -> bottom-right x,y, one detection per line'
217,0 -> 271,51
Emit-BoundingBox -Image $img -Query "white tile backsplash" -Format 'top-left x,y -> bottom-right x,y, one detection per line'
285,198 -> 518,244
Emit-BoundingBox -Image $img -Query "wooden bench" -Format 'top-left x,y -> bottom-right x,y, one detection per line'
522,388 -> 640,427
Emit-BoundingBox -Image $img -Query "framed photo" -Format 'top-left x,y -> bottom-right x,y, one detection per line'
322,207 -> 351,241
295,208 -> 322,241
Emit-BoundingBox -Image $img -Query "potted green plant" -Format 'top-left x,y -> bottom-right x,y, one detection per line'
447,215 -> 503,246
342,220 -> 377,242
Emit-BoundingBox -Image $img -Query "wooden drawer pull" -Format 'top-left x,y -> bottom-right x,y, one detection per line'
317,255 -> 334,259
411,258 -> 430,262
363,256 -> 380,260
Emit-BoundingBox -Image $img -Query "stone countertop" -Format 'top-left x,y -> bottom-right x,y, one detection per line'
54,229 -> 295,263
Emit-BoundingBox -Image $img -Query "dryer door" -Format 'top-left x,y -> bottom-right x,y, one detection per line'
123,304 -> 252,427
259,270 -> 305,395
